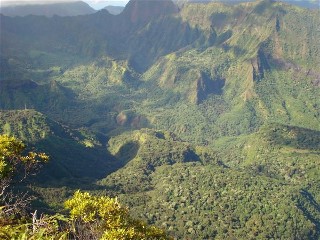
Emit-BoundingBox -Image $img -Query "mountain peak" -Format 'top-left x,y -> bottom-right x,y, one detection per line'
122,0 -> 178,24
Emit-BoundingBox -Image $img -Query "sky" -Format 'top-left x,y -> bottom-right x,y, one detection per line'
0,0 -> 129,9
1,0 -> 318,9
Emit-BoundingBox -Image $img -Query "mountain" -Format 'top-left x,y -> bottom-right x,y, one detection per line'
0,1 -> 96,17
0,109 -> 120,181
175,0 -> 319,9
121,0 -> 179,24
289,0 -> 319,9
104,5 -> 125,15
98,125 -> 320,239
0,0 -> 319,238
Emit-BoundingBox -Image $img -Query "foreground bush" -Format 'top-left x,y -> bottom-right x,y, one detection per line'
0,135 -> 169,239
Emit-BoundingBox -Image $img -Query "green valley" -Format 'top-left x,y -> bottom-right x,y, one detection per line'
0,0 -> 319,238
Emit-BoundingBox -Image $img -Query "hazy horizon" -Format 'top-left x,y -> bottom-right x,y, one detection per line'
0,0 -> 318,11
0,0 -> 129,9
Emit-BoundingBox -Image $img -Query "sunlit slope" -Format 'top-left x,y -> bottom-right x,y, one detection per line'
98,124 -> 320,239
0,1 -> 319,238
0,1 -> 318,144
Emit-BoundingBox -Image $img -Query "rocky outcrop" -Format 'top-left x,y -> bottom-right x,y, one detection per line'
189,71 -> 225,104
251,48 -> 270,82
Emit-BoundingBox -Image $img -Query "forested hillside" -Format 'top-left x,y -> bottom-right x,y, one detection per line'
0,0 -> 319,238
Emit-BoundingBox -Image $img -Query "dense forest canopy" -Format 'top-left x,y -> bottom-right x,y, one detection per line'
0,0 -> 319,238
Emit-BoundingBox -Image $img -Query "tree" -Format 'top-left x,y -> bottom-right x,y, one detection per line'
0,135 -> 170,239
65,190 -> 171,240
0,134 -> 49,221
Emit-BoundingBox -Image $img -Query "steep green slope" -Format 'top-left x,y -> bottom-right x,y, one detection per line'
0,0 -> 195,73
99,129 -> 203,193
140,0 -> 319,141
0,0 -> 319,238
98,124 -> 320,239
0,110 -> 118,180
1,0 -> 318,143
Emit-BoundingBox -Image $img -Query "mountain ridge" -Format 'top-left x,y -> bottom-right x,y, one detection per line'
0,0 -> 319,238
1,0 -> 319,136
0,1 -> 96,17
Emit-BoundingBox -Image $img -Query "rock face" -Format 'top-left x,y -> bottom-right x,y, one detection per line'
189,71 -> 225,104
251,48 -> 270,82
116,111 -> 148,128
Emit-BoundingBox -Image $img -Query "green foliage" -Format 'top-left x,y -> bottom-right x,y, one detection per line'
1,0 -> 319,142
0,1 -> 319,239
0,135 -> 169,239
0,134 -> 48,182
108,159 -> 319,239
0,110 -> 51,142
0,110 -> 121,181
97,124 -> 320,239
1,190 -> 170,240
0,213 -> 69,240
65,190 -> 170,239
100,129 -> 202,193
0,134 -> 49,237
